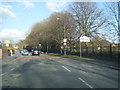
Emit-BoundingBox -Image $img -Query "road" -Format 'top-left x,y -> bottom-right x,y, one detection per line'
2,50 -> 119,88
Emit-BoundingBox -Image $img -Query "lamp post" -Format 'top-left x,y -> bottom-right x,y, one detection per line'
57,17 -> 67,56
39,43 -> 41,51
61,46 -> 63,55
63,38 -> 67,56
80,39 -> 82,58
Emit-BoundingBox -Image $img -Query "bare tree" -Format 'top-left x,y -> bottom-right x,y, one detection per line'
68,2 -> 108,55
104,2 -> 118,43
24,11 -> 76,53
69,2 -> 107,38
46,11 -> 76,52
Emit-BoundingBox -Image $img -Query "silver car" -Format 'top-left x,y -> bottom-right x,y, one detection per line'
21,50 -> 29,56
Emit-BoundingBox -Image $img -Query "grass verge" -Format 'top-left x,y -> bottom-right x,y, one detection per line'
47,53 -> 91,61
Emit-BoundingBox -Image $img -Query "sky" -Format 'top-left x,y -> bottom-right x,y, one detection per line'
0,0 -> 119,43
0,1 -> 69,43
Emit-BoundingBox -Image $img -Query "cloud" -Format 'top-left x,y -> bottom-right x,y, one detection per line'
0,29 -> 26,42
46,0 -> 67,12
0,4 -> 12,9
22,1 -> 35,8
0,4 -> 16,18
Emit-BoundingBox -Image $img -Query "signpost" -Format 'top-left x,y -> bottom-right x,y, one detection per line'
6,44 -> 9,47
63,38 -> 67,56
4,40 -> 13,56
80,36 -> 90,42
39,44 -> 41,53
4,40 -> 11,44
4,40 -> 11,48
79,36 -> 90,57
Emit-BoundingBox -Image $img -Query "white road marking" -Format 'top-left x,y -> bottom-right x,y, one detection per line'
62,66 -> 71,72
74,66 -> 78,68
90,62 -> 119,70
13,59 -> 17,61
1,68 -> 15,76
109,65 -> 119,69
1,72 -> 8,76
3,58 -> 17,64
10,74 -> 21,79
38,63 -> 43,65
10,68 -> 15,71
78,77 -> 93,88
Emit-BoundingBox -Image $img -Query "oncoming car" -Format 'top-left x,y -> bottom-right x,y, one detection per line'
32,49 -> 40,56
21,50 -> 29,56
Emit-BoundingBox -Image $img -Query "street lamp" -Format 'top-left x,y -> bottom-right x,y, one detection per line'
60,46 -> 63,55
57,17 -> 67,56
39,43 -> 41,53
63,38 -> 67,56
57,17 -> 60,20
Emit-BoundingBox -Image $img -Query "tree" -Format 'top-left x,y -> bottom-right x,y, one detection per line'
69,2 -> 107,38
48,11 -> 76,52
24,11 -> 76,53
68,2 -> 108,55
104,2 -> 118,43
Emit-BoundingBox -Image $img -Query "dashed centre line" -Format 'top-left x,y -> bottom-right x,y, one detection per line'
1,68 -> 15,76
10,68 -> 15,71
62,66 -> 71,72
78,77 -> 93,88
1,72 -> 8,76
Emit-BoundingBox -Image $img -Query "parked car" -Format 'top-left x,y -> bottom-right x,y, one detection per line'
19,50 -> 23,53
21,50 -> 29,56
32,49 -> 40,56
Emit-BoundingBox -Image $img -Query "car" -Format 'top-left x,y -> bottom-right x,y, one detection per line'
21,50 -> 29,56
32,49 -> 40,56
19,50 -> 23,53
41,51 -> 44,54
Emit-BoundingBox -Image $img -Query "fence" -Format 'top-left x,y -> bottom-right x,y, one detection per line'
67,44 -> 119,59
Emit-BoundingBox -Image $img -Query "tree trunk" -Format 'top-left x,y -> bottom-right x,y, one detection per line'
92,44 -> 95,55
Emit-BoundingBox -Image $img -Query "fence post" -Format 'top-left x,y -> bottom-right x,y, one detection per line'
91,44 -> 94,55
100,44 -> 102,55
110,44 -> 112,57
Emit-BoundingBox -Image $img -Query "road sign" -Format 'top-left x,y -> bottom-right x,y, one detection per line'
97,47 -> 100,50
4,40 -> 11,44
63,42 -> 67,46
80,36 -> 90,42
6,44 -> 9,47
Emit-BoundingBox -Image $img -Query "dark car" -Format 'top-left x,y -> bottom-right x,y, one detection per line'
32,49 -> 40,56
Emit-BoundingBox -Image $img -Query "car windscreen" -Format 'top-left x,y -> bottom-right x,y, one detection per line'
23,50 -> 28,52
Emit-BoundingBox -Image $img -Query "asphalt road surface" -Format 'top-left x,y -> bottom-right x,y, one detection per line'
2,50 -> 119,88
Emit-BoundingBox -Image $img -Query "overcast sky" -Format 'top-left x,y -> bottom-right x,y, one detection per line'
0,0 -> 118,43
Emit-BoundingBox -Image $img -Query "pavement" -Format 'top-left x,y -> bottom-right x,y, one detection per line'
80,57 -> 119,71
69,54 -> 119,70
1,50 -> 119,88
